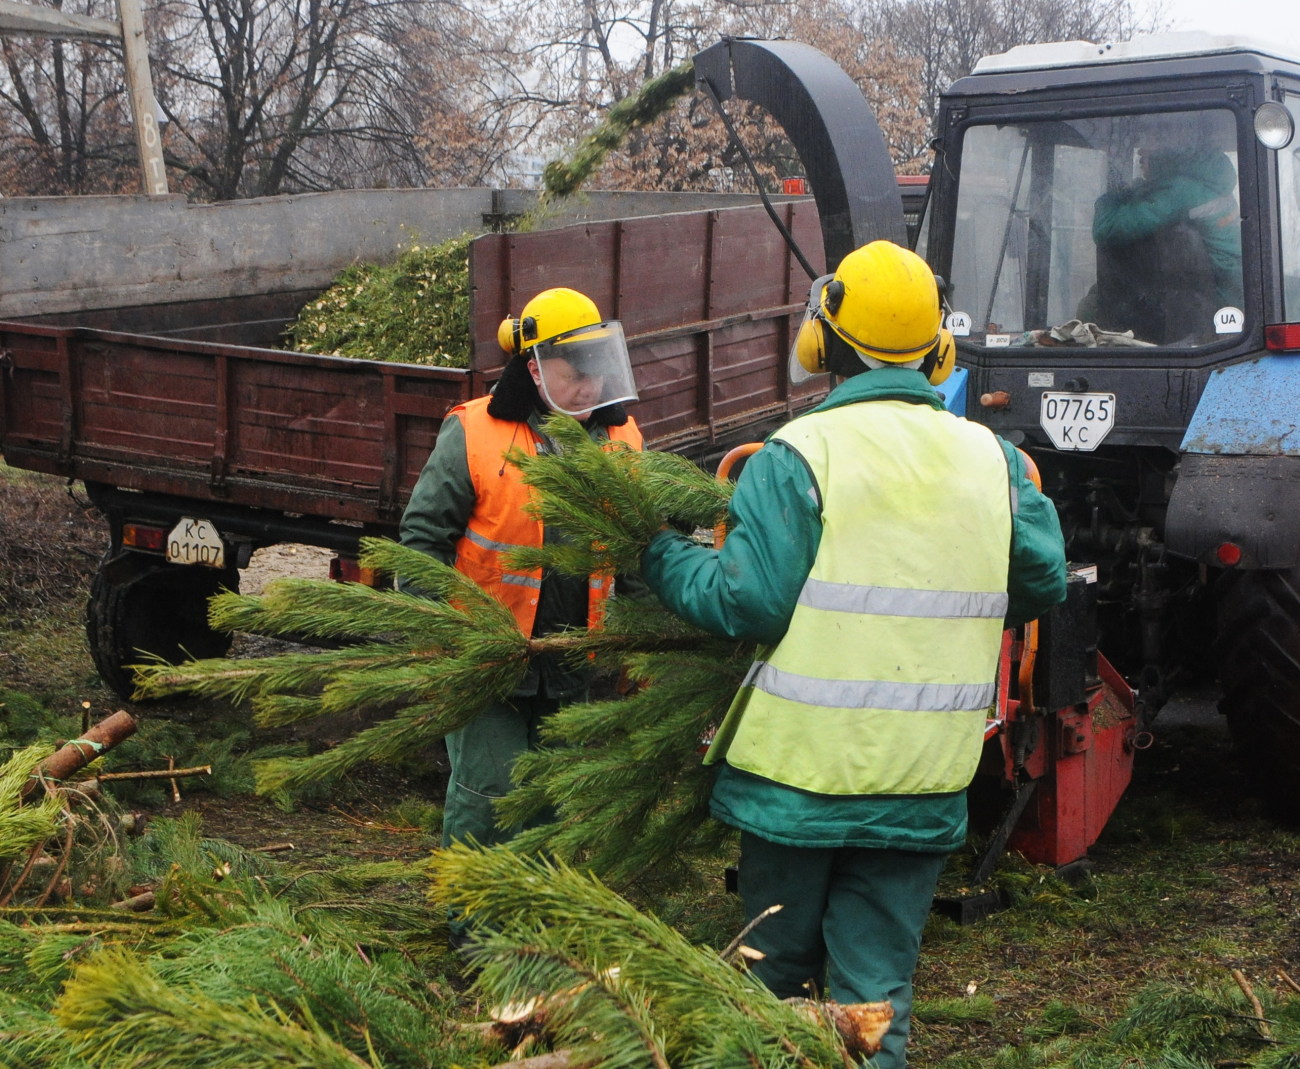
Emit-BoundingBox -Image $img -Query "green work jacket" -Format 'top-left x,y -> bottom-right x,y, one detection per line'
642,367 -> 1068,850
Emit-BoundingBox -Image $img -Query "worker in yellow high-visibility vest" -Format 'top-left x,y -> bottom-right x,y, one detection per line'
641,241 -> 1067,1069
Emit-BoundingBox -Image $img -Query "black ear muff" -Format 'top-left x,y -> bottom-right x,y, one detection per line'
824,279 -> 845,317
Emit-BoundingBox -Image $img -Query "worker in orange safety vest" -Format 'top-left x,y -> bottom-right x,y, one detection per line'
399,287 -> 642,943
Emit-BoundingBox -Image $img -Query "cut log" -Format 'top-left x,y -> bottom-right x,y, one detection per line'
785,998 -> 894,1058
22,711 -> 138,800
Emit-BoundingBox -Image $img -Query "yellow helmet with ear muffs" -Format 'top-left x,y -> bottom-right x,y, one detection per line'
826,240 -> 941,361
497,287 -> 602,354
790,242 -> 948,384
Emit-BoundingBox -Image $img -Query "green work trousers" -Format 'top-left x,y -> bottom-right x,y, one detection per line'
442,694 -> 561,850
738,832 -> 949,1069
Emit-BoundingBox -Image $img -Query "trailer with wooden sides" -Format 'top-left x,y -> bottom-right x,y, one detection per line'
0,189 -> 828,696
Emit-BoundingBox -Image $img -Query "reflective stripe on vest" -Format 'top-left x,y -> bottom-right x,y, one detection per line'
711,399 -> 1012,796
452,396 -> 642,636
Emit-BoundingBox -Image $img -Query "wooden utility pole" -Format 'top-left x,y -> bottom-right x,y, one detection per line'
0,0 -> 169,195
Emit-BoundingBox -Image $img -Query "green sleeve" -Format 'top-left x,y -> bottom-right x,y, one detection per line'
642,441 -> 820,645
398,414 -> 474,569
1000,439 -> 1069,625
1093,175 -> 1209,245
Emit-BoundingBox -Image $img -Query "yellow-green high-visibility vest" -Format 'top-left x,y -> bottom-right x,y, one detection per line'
706,399 -> 1013,795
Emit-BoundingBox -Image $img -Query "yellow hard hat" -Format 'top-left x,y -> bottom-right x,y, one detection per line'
498,287 -> 601,354
822,241 -> 941,362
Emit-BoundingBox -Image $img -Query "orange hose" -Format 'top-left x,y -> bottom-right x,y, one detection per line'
713,443 -> 763,546
1012,448 -> 1042,710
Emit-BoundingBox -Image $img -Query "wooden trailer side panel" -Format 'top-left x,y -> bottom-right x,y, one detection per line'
0,322 -> 470,524
3,198 -> 836,532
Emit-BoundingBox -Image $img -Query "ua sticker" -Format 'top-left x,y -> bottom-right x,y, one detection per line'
947,311 -> 972,336
1214,307 -> 1244,334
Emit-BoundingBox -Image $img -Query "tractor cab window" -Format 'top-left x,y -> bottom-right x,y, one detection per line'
949,110 -> 1242,349
1279,95 -> 1300,320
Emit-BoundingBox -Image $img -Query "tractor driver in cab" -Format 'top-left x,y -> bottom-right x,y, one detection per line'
640,241 -> 1067,1069
1089,127 -> 1244,344
399,287 -> 642,945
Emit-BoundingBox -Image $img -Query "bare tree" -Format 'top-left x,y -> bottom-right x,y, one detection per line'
855,0 -> 1163,129
0,0 -> 521,199
0,0 -> 140,194
148,0 -> 515,199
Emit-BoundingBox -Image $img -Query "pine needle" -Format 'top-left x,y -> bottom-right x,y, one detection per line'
55,947 -> 379,1068
503,646 -> 748,884
0,746 -> 65,862
511,414 -> 730,577
432,844 -> 853,1069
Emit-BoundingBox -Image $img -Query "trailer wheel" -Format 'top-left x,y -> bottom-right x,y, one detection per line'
1214,563 -> 1300,823
86,552 -> 240,700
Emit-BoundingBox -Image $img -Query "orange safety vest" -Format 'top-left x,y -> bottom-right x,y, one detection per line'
452,395 -> 643,637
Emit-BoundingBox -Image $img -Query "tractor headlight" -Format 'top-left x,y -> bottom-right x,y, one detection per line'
1254,101 -> 1294,150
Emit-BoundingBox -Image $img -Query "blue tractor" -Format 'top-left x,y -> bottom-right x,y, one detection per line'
698,32 -> 1300,832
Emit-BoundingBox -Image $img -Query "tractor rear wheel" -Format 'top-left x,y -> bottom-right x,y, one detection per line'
1214,562 -> 1300,823
86,551 -> 240,700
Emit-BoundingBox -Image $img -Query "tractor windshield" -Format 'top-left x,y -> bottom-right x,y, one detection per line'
948,109 -> 1243,349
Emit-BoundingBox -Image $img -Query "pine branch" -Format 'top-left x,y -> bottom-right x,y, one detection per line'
252,697 -> 465,797
55,947 -> 384,1069
1,746 -> 65,863
503,647 -> 747,884
432,845 -> 854,1069
509,414 -> 730,578
133,645 -> 430,710
127,438 -> 745,875
543,63 -> 696,198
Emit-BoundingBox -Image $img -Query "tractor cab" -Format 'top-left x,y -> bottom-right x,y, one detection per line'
923,33 -> 1300,452
920,34 -> 1300,818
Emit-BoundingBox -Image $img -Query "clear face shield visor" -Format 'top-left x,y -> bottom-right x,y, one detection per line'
531,321 -> 639,417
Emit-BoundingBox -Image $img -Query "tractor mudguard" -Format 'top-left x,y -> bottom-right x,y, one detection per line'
1166,356 -> 1300,568
693,37 -> 906,268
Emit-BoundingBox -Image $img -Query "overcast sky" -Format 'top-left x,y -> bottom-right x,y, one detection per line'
1156,0 -> 1300,52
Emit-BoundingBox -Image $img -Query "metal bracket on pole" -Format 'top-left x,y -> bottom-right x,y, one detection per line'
0,0 -> 169,195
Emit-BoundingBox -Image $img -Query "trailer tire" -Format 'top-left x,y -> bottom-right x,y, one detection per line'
1214,563 -> 1300,823
86,552 -> 240,700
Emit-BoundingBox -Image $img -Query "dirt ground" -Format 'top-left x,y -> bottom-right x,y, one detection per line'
239,542 -> 337,596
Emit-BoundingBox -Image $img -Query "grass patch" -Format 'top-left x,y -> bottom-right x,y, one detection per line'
6,458 -> 1300,1069
912,718 -> 1300,1068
